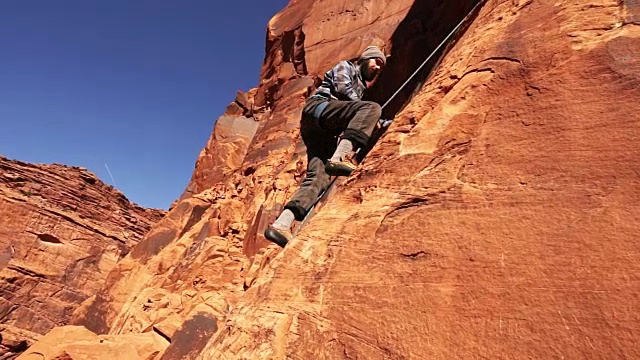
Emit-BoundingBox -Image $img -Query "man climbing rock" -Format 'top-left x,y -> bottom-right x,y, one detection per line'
264,45 -> 387,247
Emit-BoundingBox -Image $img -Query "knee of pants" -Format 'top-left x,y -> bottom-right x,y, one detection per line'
360,101 -> 382,119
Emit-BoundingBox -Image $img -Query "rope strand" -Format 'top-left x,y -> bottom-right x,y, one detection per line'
381,0 -> 486,111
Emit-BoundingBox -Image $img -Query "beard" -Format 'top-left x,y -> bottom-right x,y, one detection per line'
360,63 -> 379,82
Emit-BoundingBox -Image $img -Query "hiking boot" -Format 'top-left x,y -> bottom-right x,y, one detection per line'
264,225 -> 293,248
325,159 -> 357,176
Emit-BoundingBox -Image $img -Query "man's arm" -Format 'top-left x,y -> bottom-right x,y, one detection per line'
333,61 -> 360,101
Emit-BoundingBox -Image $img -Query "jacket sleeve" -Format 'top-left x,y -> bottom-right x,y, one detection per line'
333,62 -> 360,101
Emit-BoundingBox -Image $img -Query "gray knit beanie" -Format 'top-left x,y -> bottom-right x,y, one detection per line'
359,45 -> 386,65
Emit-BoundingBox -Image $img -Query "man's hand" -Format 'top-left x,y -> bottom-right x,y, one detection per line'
378,118 -> 393,128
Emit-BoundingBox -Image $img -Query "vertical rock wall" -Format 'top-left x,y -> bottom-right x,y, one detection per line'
0,156 -> 165,357
19,0 -> 640,358
200,0 -> 640,358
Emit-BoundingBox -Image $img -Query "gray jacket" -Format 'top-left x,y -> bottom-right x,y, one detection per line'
313,60 -> 366,101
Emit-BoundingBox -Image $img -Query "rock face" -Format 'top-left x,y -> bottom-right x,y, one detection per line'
23,0 -> 640,358
67,3 -> 480,358
0,156 -> 165,357
16,326 -> 167,360
202,0 -> 640,358
177,107 -> 260,202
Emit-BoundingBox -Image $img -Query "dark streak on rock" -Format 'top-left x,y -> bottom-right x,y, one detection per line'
129,227 -> 178,263
71,292 -> 112,335
6,265 -> 46,279
38,208 -> 126,244
396,197 -> 431,211
178,204 -> 210,239
401,251 -> 430,260
160,313 -> 218,360
481,56 -> 523,64
153,326 -> 172,344
37,233 -> 63,244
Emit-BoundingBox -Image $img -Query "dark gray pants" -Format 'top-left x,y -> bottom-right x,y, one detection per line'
284,96 -> 382,220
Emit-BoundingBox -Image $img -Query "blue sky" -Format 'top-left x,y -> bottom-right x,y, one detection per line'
0,0 -> 290,210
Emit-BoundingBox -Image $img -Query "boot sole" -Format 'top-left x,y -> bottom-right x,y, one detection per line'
264,227 -> 291,248
325,163 -> 356,177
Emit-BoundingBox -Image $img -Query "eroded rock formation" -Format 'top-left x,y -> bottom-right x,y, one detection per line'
15,326 -> 166,360
21,0 -> 640,358
0,156 -> 165,358
203,1 -> 640,358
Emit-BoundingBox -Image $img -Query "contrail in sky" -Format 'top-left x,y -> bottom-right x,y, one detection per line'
104,163 -> 117,188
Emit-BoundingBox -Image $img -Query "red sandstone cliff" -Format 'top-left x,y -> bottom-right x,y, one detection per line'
0,156 -> 165,358
18,0 -> 640,358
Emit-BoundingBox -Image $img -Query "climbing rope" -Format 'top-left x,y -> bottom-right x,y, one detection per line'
380,0 -> 486,111
294,0 -> 486,235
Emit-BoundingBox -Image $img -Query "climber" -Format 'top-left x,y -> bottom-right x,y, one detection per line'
264,45 -> 388,248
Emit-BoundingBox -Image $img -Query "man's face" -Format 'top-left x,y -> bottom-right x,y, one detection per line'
361,58 -> 384,82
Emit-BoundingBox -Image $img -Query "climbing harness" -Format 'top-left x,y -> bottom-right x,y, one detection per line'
293,0 -> 486,236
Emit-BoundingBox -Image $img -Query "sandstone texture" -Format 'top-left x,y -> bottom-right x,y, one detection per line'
23,0 -> 640,358
203,0 -> 640,358
15,325 -> 167,360
66,3 -> 476,358
0,156 -> 165,358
